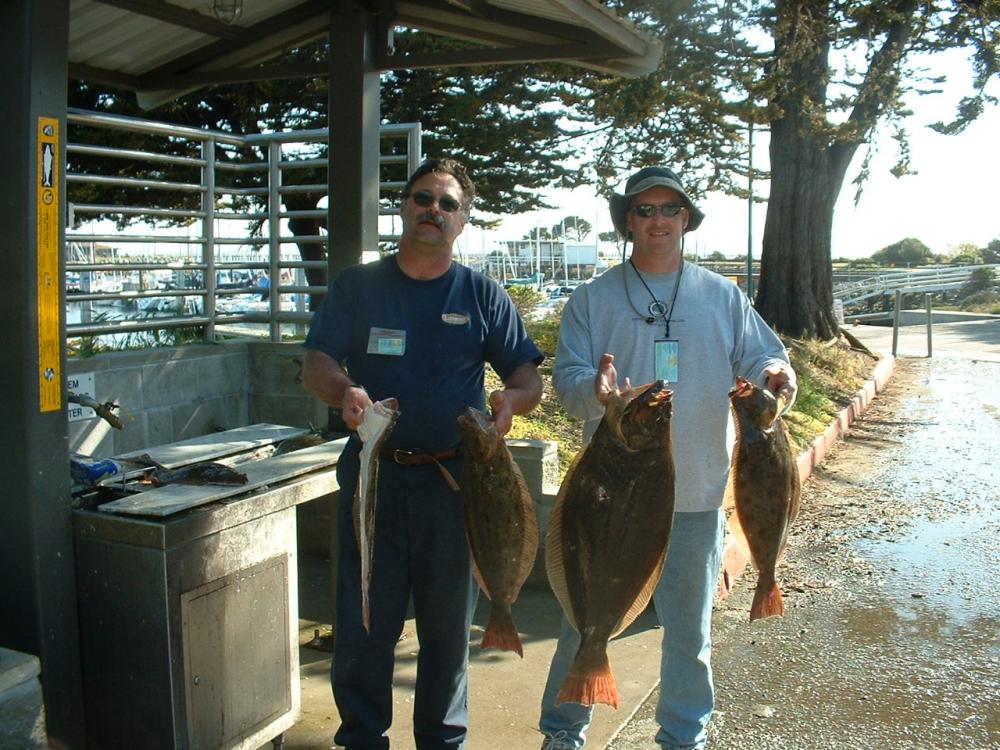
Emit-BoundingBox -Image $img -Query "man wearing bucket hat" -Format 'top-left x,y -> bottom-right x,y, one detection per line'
538,166 -> 796,750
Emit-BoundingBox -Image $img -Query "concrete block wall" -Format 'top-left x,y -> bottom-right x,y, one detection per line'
245,342 -> 329,430
67,343 -> 252,457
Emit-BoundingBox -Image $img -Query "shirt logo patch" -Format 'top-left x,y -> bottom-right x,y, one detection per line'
441,313 -> 470,325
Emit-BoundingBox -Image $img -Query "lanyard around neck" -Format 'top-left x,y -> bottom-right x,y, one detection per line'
625,258 -> 683,338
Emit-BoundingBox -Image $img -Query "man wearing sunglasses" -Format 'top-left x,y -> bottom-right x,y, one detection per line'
537,166 -> 796,750
303,158 -> 543,749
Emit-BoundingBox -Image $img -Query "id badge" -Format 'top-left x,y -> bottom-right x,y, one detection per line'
367,327 -> 406,356
654,339 -> 679,383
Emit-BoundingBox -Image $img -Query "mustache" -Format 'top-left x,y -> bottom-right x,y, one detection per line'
417,211 -> 445,227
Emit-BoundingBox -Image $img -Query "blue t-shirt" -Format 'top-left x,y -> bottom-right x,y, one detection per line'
305,256 -> 543,451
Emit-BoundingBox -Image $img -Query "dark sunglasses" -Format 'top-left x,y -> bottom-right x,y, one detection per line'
407,190 -> 463,213
632,203 -> 685,219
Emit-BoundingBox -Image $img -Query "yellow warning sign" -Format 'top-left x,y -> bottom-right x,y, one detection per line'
37,117 -> 61,412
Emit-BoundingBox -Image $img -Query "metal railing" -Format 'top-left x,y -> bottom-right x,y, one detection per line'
65,108 -> 422,343
832,265 -> 996,307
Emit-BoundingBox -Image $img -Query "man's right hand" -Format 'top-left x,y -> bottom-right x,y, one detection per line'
341,385 -> 373,431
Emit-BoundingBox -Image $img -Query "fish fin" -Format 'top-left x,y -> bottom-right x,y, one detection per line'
545,453 -> 582,632
467,534 -> 489,594
557,656 -> 619,709
609,543 -> 667,638
722,403 -> 742,512
480,604 -> 524,657
128,453 -> 165,470
749,580 -> 784,621
513,463 -> 540,587
721,467 -> 736,511
725,506 -> 755,570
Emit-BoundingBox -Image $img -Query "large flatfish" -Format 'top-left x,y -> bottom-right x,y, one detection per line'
547,380 -> 675,708
726,377 -> 801,621
457,406 -> 539,657
355,398 -> 399,633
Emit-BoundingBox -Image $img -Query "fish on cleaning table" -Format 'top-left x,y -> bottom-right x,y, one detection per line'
458,406 -> 539,657
547,380 -> 675,709
130,454 -> 248,486
726,376 -> 801,622
273,431 -> 328,455
355,397 -> 400,633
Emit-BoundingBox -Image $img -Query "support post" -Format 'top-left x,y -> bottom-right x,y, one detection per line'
925,292 -> 933,358
327,2 -> 382,281
892,289 -> 902,357
0,1 -> 86,746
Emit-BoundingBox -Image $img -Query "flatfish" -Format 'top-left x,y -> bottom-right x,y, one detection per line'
272,431 -> 327,455
129,454 -> 248,486
355,398 -> 399,633
547,380 -> 675,708
726,377 -> 801,621
458,406 -> 539,657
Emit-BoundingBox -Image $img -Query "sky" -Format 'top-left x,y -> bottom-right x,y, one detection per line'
460,56 -> 1000,262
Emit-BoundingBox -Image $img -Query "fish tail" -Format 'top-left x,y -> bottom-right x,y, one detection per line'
749,579 -> 784,621
556,655 -> 619,709
480,605 -> 524,657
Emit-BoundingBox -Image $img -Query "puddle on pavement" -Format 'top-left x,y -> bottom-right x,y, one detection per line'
857,358 -> 1000,628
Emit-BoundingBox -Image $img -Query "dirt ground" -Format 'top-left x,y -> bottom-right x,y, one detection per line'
608,356 -> 1000,749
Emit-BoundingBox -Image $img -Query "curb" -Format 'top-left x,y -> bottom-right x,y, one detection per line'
719,353 -> 897,597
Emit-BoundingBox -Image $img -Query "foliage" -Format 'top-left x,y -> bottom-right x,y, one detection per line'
958,290 -> 1000,313
985,239 -> 1000,264
67,323 -> 207,358
871,238 -> 936,267
960,266 -> 997,296
504,285 -> 545,318
551,216 -> 593,242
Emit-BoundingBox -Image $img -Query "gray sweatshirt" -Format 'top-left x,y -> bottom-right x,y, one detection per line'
553,260 -> 795,513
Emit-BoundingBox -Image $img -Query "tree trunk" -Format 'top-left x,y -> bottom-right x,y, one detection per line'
755,119 -> 846,340
284,193 -> 328,312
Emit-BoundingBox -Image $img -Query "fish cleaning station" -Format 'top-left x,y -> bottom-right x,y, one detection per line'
1,2 -> 666,748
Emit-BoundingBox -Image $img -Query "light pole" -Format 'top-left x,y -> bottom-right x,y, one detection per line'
746,120 -> 755,300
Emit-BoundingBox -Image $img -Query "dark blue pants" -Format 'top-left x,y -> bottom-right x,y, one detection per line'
332,447 -> 477,749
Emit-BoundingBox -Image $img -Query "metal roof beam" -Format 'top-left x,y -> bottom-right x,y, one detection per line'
377,39 -> 620,69
136,0 -> 331,81
89,0 -> 245,40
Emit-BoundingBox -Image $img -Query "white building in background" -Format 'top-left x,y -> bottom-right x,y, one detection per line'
483,239 -> 619,284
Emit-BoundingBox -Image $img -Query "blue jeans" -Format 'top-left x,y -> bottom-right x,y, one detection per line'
332,445 -> 477,749
539,509 -> 725,749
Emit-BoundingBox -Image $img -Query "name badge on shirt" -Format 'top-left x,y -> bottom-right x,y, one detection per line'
367,327 -> 406,356
654,339 -> 679,383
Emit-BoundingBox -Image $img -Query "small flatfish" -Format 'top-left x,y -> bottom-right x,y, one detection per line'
726,377 -> 801,621
355,398 -> 399,633
458,406 -> 539,657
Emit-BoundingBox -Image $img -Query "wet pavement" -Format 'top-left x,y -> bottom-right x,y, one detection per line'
610,328 -> 1000,749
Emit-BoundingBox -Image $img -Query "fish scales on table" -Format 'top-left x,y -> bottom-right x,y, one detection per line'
726,377 -> 801,622
458,406 -> 539,657
355,398 -> 400,633
547,380 -> 675,709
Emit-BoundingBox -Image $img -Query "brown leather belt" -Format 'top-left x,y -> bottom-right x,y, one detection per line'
379,448 -> 461,466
